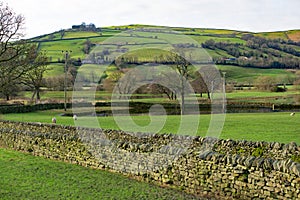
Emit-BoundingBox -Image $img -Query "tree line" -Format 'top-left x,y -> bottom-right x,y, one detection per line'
202,34 -> 300,69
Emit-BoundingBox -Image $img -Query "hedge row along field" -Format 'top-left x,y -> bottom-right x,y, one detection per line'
0,120 -> 299,199
1,101 -> 300,115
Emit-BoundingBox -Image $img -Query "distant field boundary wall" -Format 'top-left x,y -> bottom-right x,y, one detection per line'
0,103 -> 92,114
0,120 -> 299,199
0,102 -> 300,114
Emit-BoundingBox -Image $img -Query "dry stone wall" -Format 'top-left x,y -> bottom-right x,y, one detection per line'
0,120 -> 299,199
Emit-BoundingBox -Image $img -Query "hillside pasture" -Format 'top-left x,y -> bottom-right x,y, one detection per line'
31,32 -> 63,41
217,65 -> 297,84
205,49 -> 233,59
191,35 -> 246,44
35,27 -> 300,88
256,31 -> 289,40
191,28 -> 244,35
39,39 -> 86,61
44,63 -> 64,77
62,31 -> 102,39
76,64 -> 107,84
87,35 -> 115,44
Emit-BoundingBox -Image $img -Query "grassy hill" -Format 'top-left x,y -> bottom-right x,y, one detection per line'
30,24 -> 300,85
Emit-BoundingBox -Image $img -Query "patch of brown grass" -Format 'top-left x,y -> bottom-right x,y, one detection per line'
287,30 -> 300,42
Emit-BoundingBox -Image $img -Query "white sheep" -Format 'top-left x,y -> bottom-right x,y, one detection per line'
73,114 -> 78,120
52,117 -> 57,123
290,112 -> 295,116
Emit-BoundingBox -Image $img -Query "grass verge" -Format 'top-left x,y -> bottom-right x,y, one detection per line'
0,148 -> 199,200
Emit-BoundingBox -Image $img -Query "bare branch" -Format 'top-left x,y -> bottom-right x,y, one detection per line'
0,2 -> 25,63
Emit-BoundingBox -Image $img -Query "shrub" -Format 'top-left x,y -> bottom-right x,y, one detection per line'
252,147 -> 265,157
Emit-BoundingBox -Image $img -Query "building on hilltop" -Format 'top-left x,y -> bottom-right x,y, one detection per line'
72,22 -> 97,31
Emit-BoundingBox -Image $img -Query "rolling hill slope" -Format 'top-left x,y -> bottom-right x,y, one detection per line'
31,24 -> 300,84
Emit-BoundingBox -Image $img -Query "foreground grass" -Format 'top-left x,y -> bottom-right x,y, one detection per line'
1,110 -> 299,144
0,148 -> 198,200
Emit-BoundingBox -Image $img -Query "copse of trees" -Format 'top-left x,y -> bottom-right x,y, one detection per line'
254,76 -> 278,92
202,39 -> 242,58
100,59 -> 213,115
202,35 -> 300,69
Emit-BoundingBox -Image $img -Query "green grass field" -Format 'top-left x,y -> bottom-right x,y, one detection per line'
1,110 -> 299,144
63,31 -> 101,39
40,39 -> 86,61
226,89 -> 300,104
226,90 -> 299,99
21,90 -> 113,102
77,64 -> 107,83
44,63 -> 64,77
256,31 -> 289,40
0,148 -> 196,200
190,35 -> 246,44
217,65 -> 296,84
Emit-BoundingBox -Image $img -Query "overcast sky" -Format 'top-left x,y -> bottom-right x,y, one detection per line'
6,0 -> 300,38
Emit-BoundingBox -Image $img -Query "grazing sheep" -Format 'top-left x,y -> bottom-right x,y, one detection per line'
52,117 -> 56,123
73,114 -> 78,120
290,112 -> 295,116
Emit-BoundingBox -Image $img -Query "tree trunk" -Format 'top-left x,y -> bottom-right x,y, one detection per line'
166,92 -> 171,100
31,91 -> 36,101
6,95 -> 9,101
181,75 -> 185,115
181,92 -> 185,115
36,88 -> 40,101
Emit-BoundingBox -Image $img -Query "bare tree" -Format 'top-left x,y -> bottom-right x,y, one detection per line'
0,74 -> 20,100
191,71 -> 209,98
167,52 -> 192,115
293,71 -> 300,91
198,65 -> 223,99
0,2 -> 25,63
114,70 -> 137,99
151,83 -> 177,100
44,75 -> 65,91
22,51 -> 48,102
